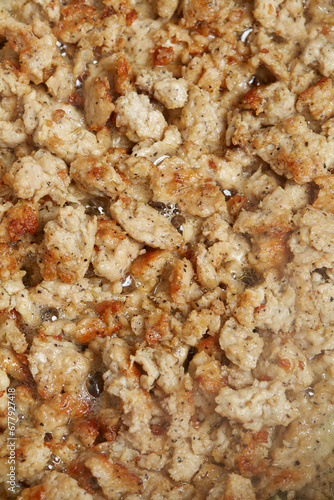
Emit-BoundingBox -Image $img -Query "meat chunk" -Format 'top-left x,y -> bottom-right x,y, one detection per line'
301,31 -> 334,78
14,426 -> 52,482
45,63 -> 74,100
130,249 -> 173,290
216,380 -> 298,431
72,15 -> 126,79
195,214 -> 250,288
224,473 -> 256,500
136,69 -> 188,109
115,90 -> 167,142
169,258 -> 201,306
19,471 -> 93,500
235,270 -> 295,334
257,383 -> 334,498
192,350 -> 226,399
39,205 -> 97,283
169,441 -> 204,482
23,89 -> 110,162
234,184 -> 308,273
28,336 -> 90,398
131,343 -> 186,395
150,157 -> 226,218
54,2 -> 98,44
0,60 -> 31,97
205,473 -> 257,500
0,316 -> 27,354
102,337 -> 157,452
213,148 -> 256,193
0,243 -> 21,281
303,283 -> 334,329
123,17 -> 163,67
252,29 -> 291,80
308,0 -> 334,23
249,233 -> 291,274
156,0 -> 179,18
183,309 -> 221,346
164,388 -> 196,444
234,185 -> 308,237
32,392 -> 90,432
0,119 -> 28,148
322,116 -> 334,141
286,265 -> 321,332
102,338 -> 140,395
254,0 -> 306,41
0,96 -> 17,122
0,201 -> 39,243
84,76 -> 114,129
20,278 -> 108,324
182,0 -> 226,26
1,95 -> 19,123
70,150 -> 127,198
296,77 -> 334,121
92,219 -> 142,282
131,125 -> 182,163
248,116 -> 334,184
253,337 -> 313,392
289,60 -> 318,95
179,87 -> 224,151
241,82 -> 296,125
289,206 -> 334,268
2,0 -> 334,496
220,318 -> 264,370
110,197 -> 183,250
226,109 -> 262,149
85,455 -> 143,499
2,16 -> 60,85
0,97 -> 19,125
15,0 -> 61,23
1,106 -> 18,140
312,175 -> 334,214
4,150 -> 70,204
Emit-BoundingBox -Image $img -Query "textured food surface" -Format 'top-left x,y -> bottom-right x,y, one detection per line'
0,0 -> 334,499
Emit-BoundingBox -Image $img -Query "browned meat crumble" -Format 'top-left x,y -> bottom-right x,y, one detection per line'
0,0 -> 334,499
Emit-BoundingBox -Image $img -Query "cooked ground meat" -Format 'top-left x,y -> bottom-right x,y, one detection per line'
0,1 -> 334,499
